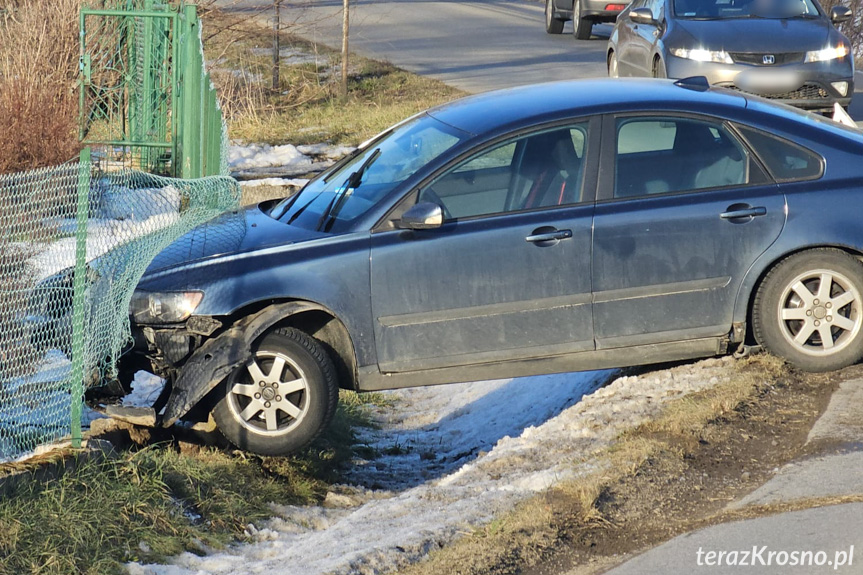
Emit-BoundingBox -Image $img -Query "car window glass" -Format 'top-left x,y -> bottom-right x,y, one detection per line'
647,0 -> 664,19
674,0 -> 819,19
271,114 -> 469,233
736,125 -> 823,181
614,117 -> 753,199
419,124 -> 589,220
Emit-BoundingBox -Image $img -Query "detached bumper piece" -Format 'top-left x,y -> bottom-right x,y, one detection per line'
103,405 -> 157,427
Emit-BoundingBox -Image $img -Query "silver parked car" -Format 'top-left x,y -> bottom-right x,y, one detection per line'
546,0 -> 626,39
607,0 -> 854,111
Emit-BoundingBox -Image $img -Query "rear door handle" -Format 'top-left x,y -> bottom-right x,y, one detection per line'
526,229 -> 573,243
720,206 -> 767,220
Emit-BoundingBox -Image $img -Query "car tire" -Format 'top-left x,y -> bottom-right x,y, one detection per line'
546,0 -> 565,34
212,327 -> 339,455
608,51 -> 619,78
752,249 -> 863,373
652,56 -> 666,78
572,0 -> 593,40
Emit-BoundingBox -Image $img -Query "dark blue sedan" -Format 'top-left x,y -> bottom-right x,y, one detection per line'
123,78 -> 863,455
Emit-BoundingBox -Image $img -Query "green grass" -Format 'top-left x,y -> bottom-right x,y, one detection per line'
0,391 -> 380,574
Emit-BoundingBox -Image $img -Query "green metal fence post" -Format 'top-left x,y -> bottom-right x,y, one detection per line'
70,147 -> 92,449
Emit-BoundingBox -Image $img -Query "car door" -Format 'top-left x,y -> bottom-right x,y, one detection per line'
369,120 -> 599,374
616,0 -> 647,76
591,113 -> 786,350
631,0 -> 665,74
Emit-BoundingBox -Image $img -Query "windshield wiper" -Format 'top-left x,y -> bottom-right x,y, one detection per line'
316,148 -> 381,232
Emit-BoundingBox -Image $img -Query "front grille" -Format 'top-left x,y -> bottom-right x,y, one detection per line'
722,83 -> 829,100
729,52 -> 805,66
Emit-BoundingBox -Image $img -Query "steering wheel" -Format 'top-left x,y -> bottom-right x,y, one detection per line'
419,187 -> 452,221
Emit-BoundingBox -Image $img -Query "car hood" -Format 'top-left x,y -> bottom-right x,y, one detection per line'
142,203 -> 327,276
673,17 -> 834,53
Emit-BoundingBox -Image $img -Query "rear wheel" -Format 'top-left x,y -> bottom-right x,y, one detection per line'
652,56 -> 666,78
212,327 -> 339,455
753,249 -> 863,372
608,51 -> 619,77
572,0 -> 593,40
545,0 -> 565,34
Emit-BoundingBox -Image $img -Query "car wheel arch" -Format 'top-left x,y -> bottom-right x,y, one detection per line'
160,300 -> 360,428
736,244 -> 863,345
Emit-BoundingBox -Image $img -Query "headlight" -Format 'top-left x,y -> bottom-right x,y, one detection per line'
130,291 -> 203,324
669,47 -> 733,64
805,44 -> 849,63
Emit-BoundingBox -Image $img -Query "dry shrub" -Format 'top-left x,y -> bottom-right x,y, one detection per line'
0,0 -> 83,173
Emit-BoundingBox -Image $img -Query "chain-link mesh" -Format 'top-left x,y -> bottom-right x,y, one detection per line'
80,1 -> 228,178
0,159 -> 239,460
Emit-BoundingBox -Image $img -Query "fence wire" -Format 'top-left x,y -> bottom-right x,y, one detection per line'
0,159 -> 239,459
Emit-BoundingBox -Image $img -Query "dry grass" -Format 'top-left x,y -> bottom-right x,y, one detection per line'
201,8 -> 463,147
0,0 -> 82,173
401,356 -> 785,575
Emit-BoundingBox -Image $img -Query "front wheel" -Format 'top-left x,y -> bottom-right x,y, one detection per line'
752,249 -> 863,372
608,51 -> 619,77
545,0 -> 565,34
652,56 -> 667,78
572,0 -> 593,40
212,327 -> 339,455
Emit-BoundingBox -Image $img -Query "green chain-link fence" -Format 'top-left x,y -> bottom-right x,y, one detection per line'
0,149 -> 239,460
80,0 -> 227,178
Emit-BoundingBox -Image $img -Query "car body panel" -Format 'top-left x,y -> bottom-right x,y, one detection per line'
552,0 -> 624,22
120,79 -> 863,425
370,205 -> 595,373
608,0 -> 854,110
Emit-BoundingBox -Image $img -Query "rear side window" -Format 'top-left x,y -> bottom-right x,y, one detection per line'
736,126 -> 823,182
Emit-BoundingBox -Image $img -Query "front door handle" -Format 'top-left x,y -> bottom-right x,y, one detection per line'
720,206 -> 767,220
526,229 -> 573,243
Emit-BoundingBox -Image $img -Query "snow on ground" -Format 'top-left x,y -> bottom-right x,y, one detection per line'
123,371 -> 167,409
238,178 -> 309,189
228,144 -> 312,171
129,356 -> 736,575
228,142 -> 354,182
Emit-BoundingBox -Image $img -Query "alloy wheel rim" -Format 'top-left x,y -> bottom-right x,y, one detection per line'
227,351 -> 310,436
546,0 -> 553,26
777,269 -> 862,356
609,55 -> 618,77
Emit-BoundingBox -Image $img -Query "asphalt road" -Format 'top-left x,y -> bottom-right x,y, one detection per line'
219,0 -> 612,93
221,0 -> 863,116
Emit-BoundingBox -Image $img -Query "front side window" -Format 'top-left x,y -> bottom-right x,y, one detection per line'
269,114 -> 469,233
614,117 -> 757,199
417,125 -> 589,220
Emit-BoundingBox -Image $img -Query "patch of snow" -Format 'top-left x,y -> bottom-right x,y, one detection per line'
123,371 -> 166,409
296,144 -> 355,160
129,356 -> 736,575
239,178 -> 309,189
228,144 -> 312,171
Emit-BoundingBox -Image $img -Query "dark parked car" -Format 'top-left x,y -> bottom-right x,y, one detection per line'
546,0 -> 626,39
121,78 -> 863,455
607,0 -> 854,111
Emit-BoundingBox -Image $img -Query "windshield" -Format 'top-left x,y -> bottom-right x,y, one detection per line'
674,0 -> 821,19
269,114 -> 469,233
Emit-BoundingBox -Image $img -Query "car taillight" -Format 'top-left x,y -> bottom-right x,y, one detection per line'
606,3 -> 626,10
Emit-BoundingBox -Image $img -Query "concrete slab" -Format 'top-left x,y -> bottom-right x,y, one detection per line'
606,503 -> 863,574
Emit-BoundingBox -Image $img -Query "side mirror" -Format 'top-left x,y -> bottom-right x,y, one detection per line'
831,5 -> 851,23
630,7 -> 656,25
399,202 -> 444,230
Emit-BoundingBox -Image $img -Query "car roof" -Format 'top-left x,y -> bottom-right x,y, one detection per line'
427,78 -> 748,135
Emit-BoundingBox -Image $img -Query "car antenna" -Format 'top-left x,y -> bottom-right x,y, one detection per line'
673,76 -> 711,92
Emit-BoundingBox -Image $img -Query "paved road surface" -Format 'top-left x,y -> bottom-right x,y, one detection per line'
220,0 -> 611,93
220,0 -> 863,116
